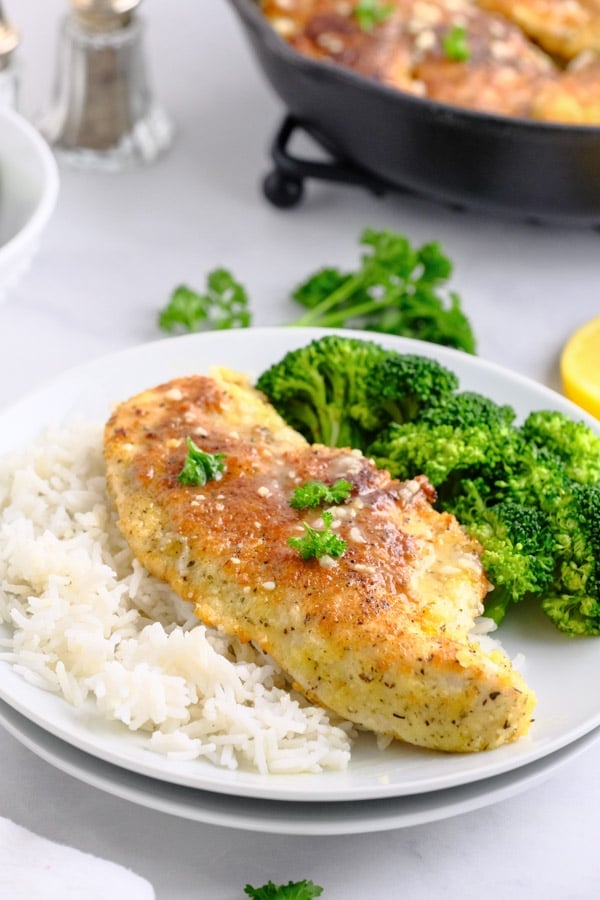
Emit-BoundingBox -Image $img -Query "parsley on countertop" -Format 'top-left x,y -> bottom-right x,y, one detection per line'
158,268 -> 251,333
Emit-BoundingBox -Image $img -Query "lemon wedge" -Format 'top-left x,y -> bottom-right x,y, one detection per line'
560,316 -> 600,420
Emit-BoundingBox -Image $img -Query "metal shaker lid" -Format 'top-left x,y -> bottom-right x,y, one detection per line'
0,4 -> 19,70
68,0 -> 142,32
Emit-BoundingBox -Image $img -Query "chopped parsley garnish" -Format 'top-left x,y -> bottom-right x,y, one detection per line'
288,511 -> 347,560
353,0 -> 394,32
158,268 -> 251,333
178,437 -> 226,486
244,879 -> 324,899
442,25 -> 471,62
290,479 -> 353,510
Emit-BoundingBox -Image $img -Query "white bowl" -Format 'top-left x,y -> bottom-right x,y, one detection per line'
0,106 -> 59,301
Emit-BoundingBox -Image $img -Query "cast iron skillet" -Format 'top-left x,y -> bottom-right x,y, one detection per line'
227,0 -> 600,226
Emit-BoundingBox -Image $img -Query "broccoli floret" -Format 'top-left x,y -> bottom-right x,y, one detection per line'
416,391 -> 516,430
520,410 -> 600,485
369,421 -> 497,486
452,461 -> 599,635
368,388 -> 517,491
255,335 -> 389,448
363,353 -> 458,426
541,484 -> 600,636
256,338 -> 460,449
495,441 -> 573,511
449,483 -> 555,625
369,402 -> 518,490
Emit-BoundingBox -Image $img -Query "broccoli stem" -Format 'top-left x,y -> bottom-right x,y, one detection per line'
482,583 -> 514,626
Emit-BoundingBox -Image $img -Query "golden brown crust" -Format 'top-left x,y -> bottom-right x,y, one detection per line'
477,0 -> 600,62
104,369 -> 536,753
264,0 -> 418,91
531,53 -> 600,123
407,2 -> 554,116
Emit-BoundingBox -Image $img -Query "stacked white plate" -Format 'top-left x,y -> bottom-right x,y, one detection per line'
1,328 -> 598,834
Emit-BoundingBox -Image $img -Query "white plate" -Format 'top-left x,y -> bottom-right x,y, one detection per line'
0,327 -> 598,804
1,698 -> 598,835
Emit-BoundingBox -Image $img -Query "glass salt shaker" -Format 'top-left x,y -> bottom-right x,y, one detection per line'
40,0 -> 173,170
0,3 -> 19,109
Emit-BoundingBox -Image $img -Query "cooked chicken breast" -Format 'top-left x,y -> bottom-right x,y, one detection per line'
261,0 -> 558,117
263,0 -> 418,94
406,1 -> 555,118
104,369 -> 536,753
531,53 -> 600,123
477,0 -> 600,62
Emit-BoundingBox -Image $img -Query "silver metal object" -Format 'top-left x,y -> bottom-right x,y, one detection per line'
40,0 -> 173,170
0,3 -> 20,109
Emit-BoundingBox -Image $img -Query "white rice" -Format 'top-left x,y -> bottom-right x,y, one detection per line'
0,422 -> 353,775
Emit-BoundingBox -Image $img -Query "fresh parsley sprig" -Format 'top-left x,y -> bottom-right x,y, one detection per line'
288,511 -> 347,560
158,268 -> 251,334
290,479 -> 353,510
291,228 -> 476,354
244,878 -> 324,899
178,437 -> 226,486
353,0 -> 394,32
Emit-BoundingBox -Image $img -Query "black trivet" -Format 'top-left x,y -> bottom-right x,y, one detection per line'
262,115 -> 402,209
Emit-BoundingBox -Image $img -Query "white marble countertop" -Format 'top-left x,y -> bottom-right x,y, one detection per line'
1,1 -> 599,897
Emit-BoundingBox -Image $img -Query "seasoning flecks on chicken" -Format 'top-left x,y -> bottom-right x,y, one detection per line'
103,368 -> 536,754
